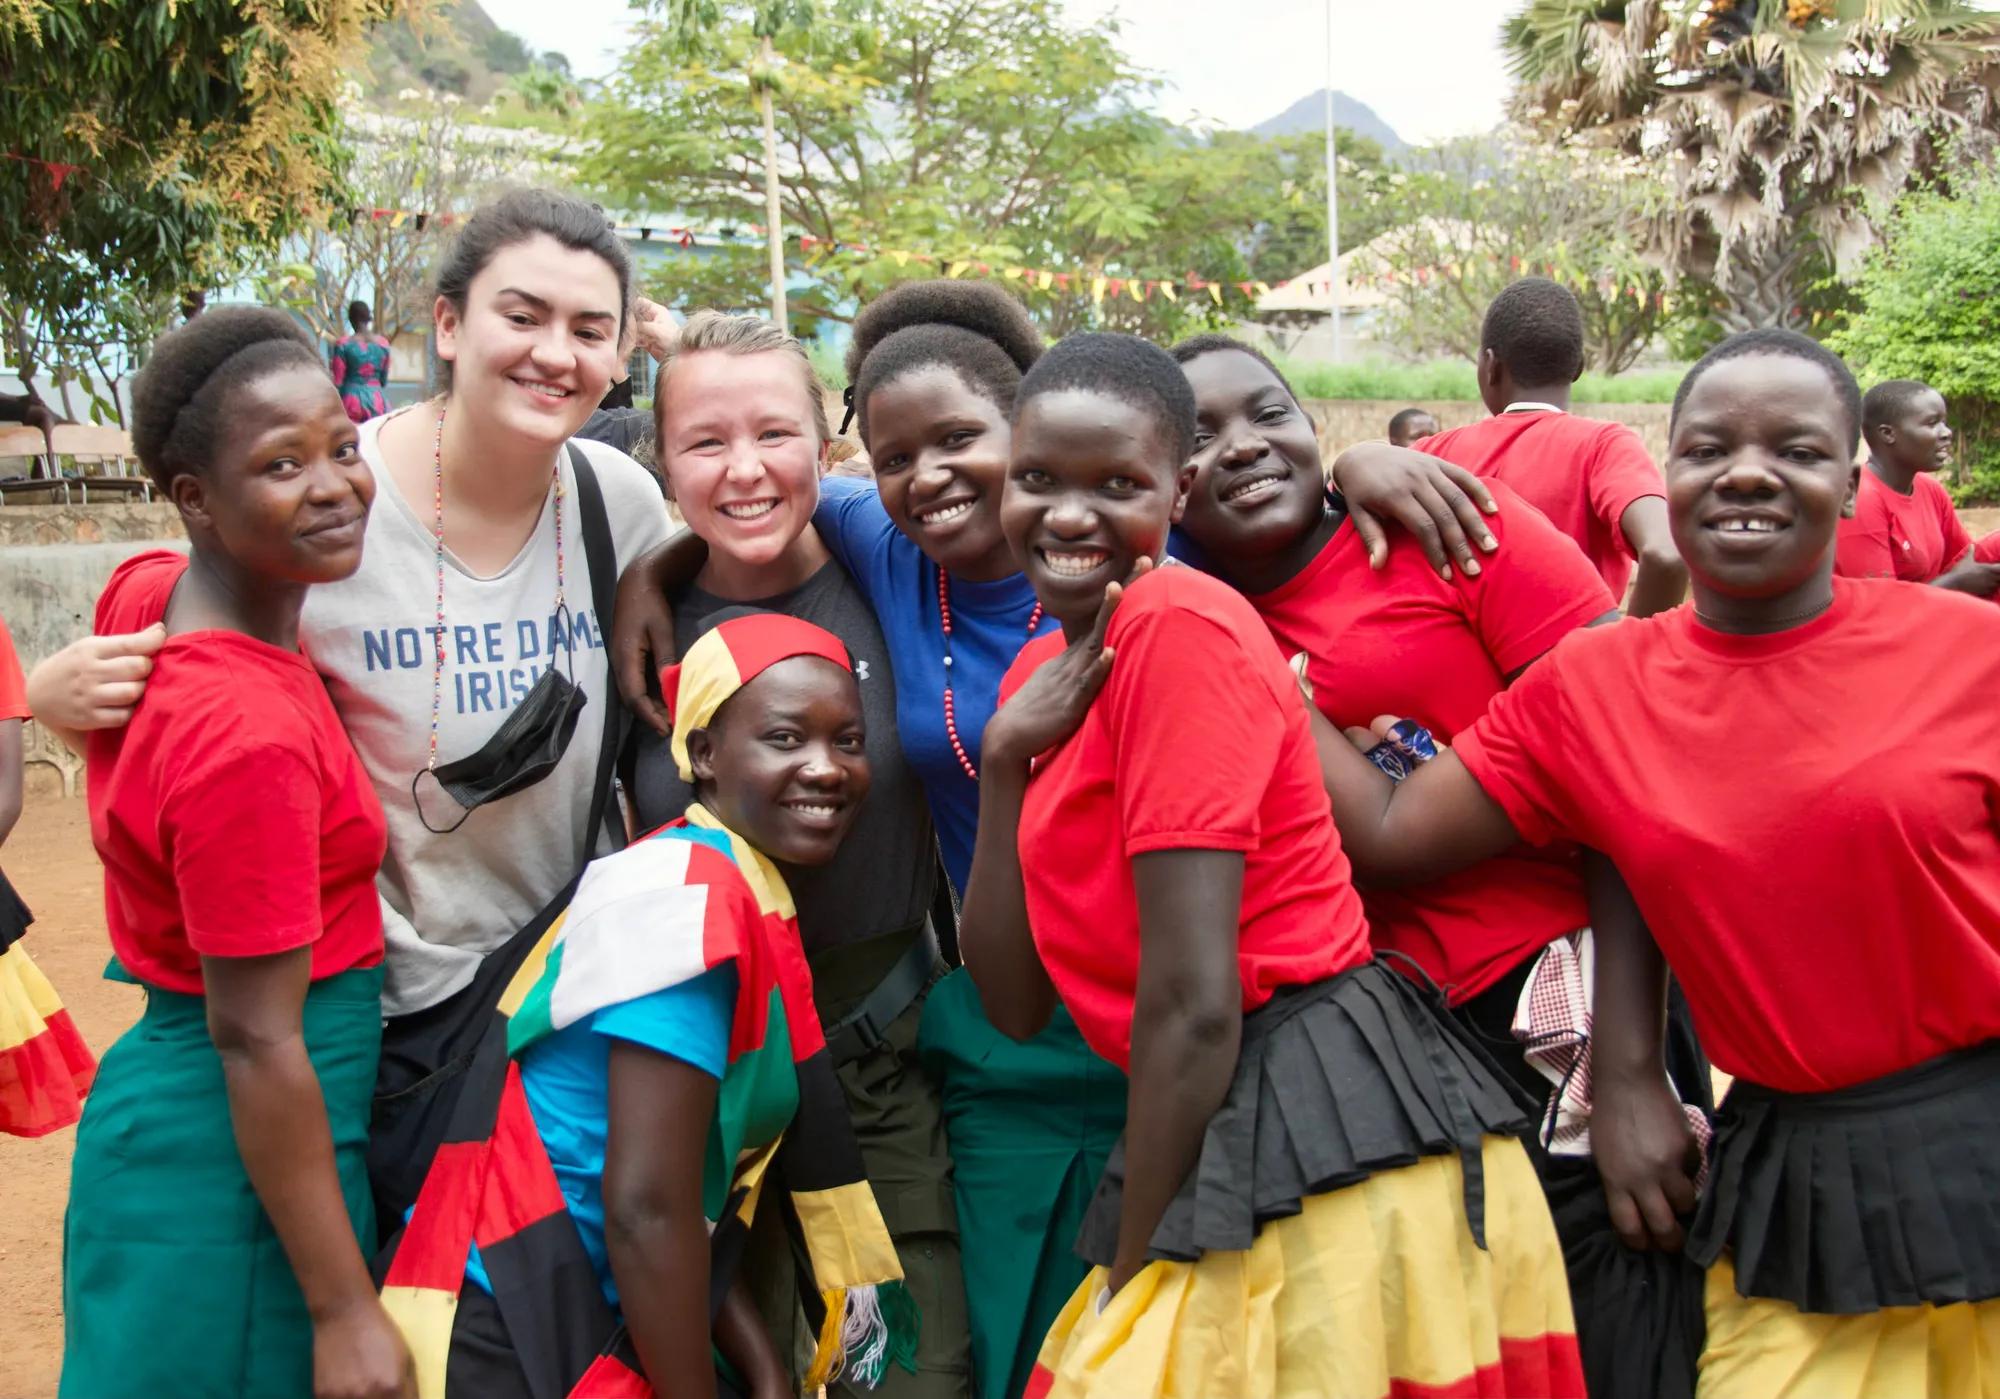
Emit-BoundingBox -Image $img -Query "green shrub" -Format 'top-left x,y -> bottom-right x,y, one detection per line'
1275,357 -> 1683,405
1830,159 -> 2000,505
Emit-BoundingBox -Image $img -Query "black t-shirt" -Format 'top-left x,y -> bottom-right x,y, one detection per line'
627,560 -> 936,954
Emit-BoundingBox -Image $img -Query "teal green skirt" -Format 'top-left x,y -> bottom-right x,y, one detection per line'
917,968 -> 1125,1399
61,964 -> 382,1399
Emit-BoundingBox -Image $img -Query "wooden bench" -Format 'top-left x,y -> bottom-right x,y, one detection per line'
0,424 -> 67,502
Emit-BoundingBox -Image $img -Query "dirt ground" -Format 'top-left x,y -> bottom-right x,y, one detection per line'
2,793 -> 140,1399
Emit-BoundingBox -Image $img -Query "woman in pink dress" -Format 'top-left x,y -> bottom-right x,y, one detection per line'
329,299 -> 392,423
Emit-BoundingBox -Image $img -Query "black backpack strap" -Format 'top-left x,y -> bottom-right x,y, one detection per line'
567,442 -> 629,861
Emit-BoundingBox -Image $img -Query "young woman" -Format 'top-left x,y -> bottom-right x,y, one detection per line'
621,311 -> 968,1396
612,281 -> 1508,1399
330,299 -> 393,424
0,608 -> 95,1137
29,190 -> 672,1227
1316,329 -> 2000,1398
60,308 -> 411,1399
1168,333 -> 1712,1399
965,332 -> 1583,1398
382,612 -> 910,1399
1834,378 -> 2000,596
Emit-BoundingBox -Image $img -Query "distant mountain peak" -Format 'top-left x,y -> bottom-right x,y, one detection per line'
1250,89 -> 1405,152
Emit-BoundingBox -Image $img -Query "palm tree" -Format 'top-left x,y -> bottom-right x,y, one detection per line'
1503,0 -> 2000,331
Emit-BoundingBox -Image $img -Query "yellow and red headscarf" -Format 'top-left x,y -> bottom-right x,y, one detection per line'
662,612 -> 853,782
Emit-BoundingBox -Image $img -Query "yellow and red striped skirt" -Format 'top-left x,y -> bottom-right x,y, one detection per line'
0,935 -> 94,1136
1024,1134 -> 1583,1399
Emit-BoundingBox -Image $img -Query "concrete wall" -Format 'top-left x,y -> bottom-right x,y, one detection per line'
0,506 -> 187,669
1300,398 -> 1672,463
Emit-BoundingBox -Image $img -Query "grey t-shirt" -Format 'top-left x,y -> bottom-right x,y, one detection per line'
627,560 -> 935,955
302,416 -> 672,1015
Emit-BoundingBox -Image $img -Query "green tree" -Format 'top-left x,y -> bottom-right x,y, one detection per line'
1830,156 -> 2000,503
255,98 -> 538,350
1503,0 -> 2000,331
1349,131 -> 1680,373
585,0 -> 1358,343
1,0 -> 415,402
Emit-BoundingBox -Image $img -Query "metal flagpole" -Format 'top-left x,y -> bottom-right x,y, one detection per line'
1324,0 -> 1342,362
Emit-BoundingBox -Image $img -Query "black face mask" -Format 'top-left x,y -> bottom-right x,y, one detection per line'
412,625 -> 589,834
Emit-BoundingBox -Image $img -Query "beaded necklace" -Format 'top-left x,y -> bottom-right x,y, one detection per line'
423,403 -> 566,772
937,569 -> 1042,782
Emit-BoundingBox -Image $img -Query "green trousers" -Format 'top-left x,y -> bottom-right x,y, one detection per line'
917,969 -> 1126,1399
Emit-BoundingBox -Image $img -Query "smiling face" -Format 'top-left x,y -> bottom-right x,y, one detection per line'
688,655 -> 871,867
1178,349 -> 1328,580
1003,387 -> 1193,635
862,365 -> 1017,581
1872,388 -> 1953,475
434,233 -> 625,451
658,348 -> 827,586
1666,353 -> 1859,621
174,364 -> 376,584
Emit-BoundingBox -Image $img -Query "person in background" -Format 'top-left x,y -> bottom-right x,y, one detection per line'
1417,277 -> 1689,617
60,307 -> 412,1399
621,310 -> 968,1397
577,297 -> 683,466
1315,329 -> 2000,1399
1834,379 -> 2000,596
1388,405 -> 1441,447
330,300 -> 394,425
0,609 -> 96,1138
967,332 -> 1582,1398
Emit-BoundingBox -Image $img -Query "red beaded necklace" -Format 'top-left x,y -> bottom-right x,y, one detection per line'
937,569 -> 1043,782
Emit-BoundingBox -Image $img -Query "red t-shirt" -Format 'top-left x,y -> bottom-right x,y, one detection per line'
89,553 -> 386,994
1456,578 -> 2000,1093
1418,409 -> 1664,599
0,614 -> 27,722
1250,483 -> 1617,1001
1978,531 -> 2000,566
1834,470 -> 1972,583
999,566 -> 1373,1070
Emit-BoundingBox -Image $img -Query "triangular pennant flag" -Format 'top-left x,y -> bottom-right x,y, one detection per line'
1055,273 -> 1070,290
391,210 -> 409,228
1106,278 -> 1125,300
1128,280 -> 1146,303
947,261 -> 970,278
1003,267 -> 1024,281
1158,280 -> 1177,302
890,250 -> 910,267
1091,275 -> 1108,307
1208,282 -> 1224,305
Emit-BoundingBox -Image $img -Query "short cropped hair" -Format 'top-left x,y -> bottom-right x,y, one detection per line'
1481,277 -> 1585,385
1671,328 -> 1863,455
1015,332 -> 1197,464
130,306 -> 324,491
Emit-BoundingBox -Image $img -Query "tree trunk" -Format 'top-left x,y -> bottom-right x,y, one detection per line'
759,35 -> 788,334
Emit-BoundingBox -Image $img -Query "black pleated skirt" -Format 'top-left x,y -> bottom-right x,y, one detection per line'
0,867 -> 31,953
1458,960 -> 1713,1399
1074,957 -> 1531,1266
1688,1038 -> 2000,1314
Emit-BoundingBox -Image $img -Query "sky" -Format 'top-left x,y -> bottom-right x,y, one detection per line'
476,0 -> 1515,146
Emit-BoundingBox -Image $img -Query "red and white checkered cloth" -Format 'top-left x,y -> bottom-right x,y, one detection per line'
1511,929 -> 1712,1188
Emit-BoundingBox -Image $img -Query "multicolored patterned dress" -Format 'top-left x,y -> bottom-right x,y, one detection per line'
378,806 -> 916,1397
329,334 -> 392,423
